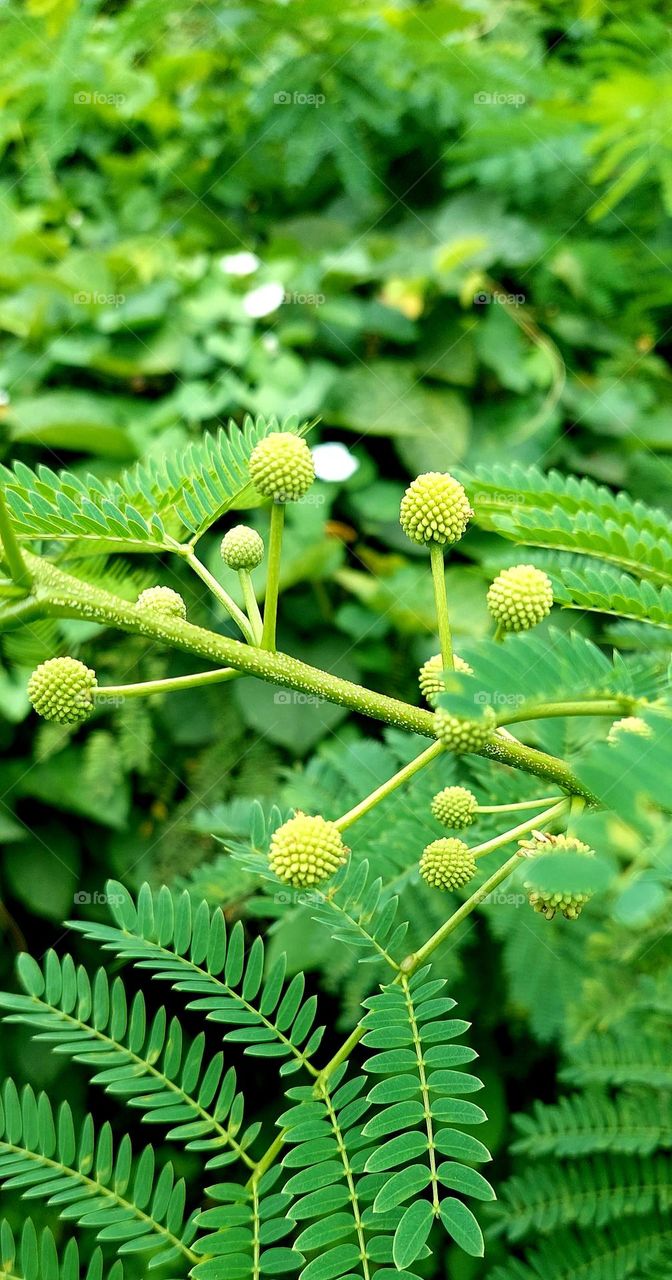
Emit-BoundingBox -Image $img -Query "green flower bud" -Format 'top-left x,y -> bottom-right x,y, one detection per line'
608,716 -> 651,745
399,472 -> 472,546
28,657 -> 97,725
521,832 -> 595,921
420,838 -> 476,890
431,786 -> 478,830
269,813 -> 348,888
137,586 -> 187,620
250,432 -> 314,502
221,525 -> 264,571
418,653 -> 473,707
487,564 -> 553,632
434,705 -> 496,753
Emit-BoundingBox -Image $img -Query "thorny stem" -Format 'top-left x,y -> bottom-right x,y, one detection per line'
262,501 -> 285,651
184,548 -> 257,644
17,551 -> 600,800
335,741 -> 444,832
429,543 -> 453,670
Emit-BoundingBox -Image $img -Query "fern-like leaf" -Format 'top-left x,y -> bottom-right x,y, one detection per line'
68,882 -> 325,1075
0,1082 -> 196,1270
362,966 -> 493,1262
553,565 -> 672,631
0,1220 -> 122,1280
0,417 -> 308,553
0,950 -> 259,1170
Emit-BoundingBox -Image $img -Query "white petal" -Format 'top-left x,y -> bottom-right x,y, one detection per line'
219,251 -> 260,277
312,442 -> 359,482
243,282 -> 285,317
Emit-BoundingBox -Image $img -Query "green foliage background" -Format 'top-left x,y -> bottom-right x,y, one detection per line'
1,0 -> 672,1275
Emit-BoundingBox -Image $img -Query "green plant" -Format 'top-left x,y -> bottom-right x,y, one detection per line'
1,420 -> 671,1279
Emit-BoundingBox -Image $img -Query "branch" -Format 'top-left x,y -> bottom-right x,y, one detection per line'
23,551 -> 597,798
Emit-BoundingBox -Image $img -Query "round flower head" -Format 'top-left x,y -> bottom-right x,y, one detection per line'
419,653 -> 473,707
28,657 -> 97,725
420,838 -> 476,891
608,716 -> 651,746
487,564 -> 553,633
269,813 -> 348,888
434,705 -> 496,754
221,525 -> 264,571
521,832 -> 594,921
249,432 -> 314,502
137,586 -> 187,620
431,786 -> 478,830
400,473 -> 472,546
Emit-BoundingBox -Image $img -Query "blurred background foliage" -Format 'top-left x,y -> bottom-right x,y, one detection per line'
2,0 -> 672,1272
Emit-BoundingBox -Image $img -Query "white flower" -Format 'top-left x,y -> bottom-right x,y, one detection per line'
312,442 -> 359,483
219,251 -> 260,277
242,282 -> 285,318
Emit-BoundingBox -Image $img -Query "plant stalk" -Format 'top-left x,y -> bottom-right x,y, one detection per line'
335,741 -> 444,832
497,697 -> 635,726
429,543 -> 453,670
262,501 -> 285,651
239,569 -> 264,645
24,552 -> 598,799
470,798 -> 569,859
184,549 -> 257,644
0,489 -> 31,591
95,667 -> 240,701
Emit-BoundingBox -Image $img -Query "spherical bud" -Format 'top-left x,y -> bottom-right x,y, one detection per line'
434,705 -> 496,754
608,716 -> 651,746
419,838 -> 476,891
221,525 -> 264,571
136,586 -> 187,620
399,472 -> 472,546
28,657 -> 97,725
269,813 -> 348,888
487,564 -> 553,632
418,653 -> 473,707
431,786 -> 478,830
520,832 -> 595,921
249,432 -> 314,502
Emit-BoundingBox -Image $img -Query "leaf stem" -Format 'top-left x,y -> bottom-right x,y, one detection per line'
429,543 -> 453,670
401,848 -> 523,974
262,502 -> 285,651
470,799 -> 569,859
240,569 -> 264,644
184,549 -> 257,644
0,489 -> 31,591
95,667 -> 240,701
335,741 -> 444,832
497,697 -> 635,726
476,796 -> 561,813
